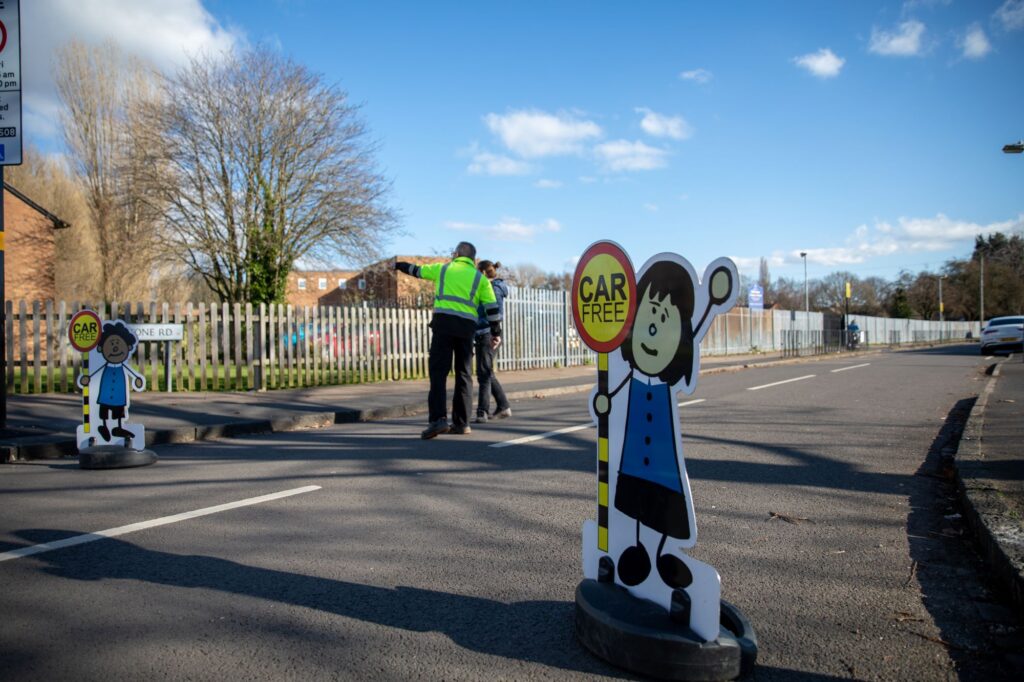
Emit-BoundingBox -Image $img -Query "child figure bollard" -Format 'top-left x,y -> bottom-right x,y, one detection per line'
70,311 -> 157,469
571,242 -> 757,681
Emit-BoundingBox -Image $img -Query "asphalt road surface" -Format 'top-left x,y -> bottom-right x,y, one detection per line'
1,345 -> 1020,680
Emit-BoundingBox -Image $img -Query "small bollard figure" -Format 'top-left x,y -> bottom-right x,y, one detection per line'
572,242 -> 756,681
71,312 -> 157,469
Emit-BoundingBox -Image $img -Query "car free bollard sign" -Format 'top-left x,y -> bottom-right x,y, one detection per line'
71,311 -> 157,469
572,242 -> 757,680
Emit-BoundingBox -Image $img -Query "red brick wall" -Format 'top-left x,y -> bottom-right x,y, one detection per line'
3,188 -> 57,303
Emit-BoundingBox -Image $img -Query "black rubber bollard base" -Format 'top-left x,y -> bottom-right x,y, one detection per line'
575,579 -> 757,681
79,445 -> 158,470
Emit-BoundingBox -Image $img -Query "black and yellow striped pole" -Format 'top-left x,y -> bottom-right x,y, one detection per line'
572,241 -> 636,556
69,309 -> 102,437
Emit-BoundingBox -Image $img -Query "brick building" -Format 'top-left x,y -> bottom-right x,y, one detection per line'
3,183 -> 71,303
286,256 -> 441,308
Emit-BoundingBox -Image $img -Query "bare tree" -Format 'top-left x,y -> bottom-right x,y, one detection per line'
135,48 -> 397,303
758,257 -> 771,304
54,41 -> 161,301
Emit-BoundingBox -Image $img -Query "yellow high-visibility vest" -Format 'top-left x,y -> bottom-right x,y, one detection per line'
414,257 -> 499,324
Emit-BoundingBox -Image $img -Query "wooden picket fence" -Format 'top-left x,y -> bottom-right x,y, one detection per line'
3,300 -> 436,394
2,292 -> 977,395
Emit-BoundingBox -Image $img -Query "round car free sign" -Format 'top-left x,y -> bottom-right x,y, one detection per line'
572,240 -> 637,353
68,309 -> 102,353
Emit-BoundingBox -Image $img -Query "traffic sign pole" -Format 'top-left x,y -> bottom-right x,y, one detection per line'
571,240 -> 637,556
0,0 -> 21,430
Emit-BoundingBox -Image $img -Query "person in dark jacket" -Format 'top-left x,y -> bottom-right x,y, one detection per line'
395,242 -> 501,439
473,261 -> 511,423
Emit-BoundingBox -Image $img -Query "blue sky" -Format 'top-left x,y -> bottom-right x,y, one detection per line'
22,0 -> 1024,282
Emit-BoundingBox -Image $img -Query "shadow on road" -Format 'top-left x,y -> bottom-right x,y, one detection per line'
8,529 -> 613,678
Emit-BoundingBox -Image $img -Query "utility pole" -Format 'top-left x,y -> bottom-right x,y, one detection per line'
980,255 -> 985,331
800,252 -> 808,351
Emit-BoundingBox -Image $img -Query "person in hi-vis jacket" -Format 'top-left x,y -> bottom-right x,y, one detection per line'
77,322 -> 145,442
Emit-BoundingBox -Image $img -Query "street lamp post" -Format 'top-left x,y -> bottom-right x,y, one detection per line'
938,274 -> 945,342
801,252 -> 808,350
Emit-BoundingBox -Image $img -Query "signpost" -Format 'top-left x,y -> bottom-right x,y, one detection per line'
0,0 -> 20,430
749,284 -> 764,350
571,241 -> 636,554
128,324 -> 184,392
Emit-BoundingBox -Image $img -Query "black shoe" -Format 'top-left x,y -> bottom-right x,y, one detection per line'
473,412 -> 488,424
656,553 -> 693,589
617,543 -> 651,586
450,424 -> 472,435
112,426 -> 133,439
98,424 -> 111,441
492,407 -> 512,419
421,420 -> 450,440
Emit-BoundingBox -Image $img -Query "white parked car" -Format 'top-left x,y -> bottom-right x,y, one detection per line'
979,316 -> 1024,355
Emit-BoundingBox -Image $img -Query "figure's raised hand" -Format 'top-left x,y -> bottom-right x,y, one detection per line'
593,393 -> 610,416
134,377 -> 144,389
80,375 -> 90,386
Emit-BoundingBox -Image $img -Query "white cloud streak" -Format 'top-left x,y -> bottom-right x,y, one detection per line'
995,0 -> 1024,31
445,217 -> 562,242
868,20 -> 926,56
467,152 -> 532,176
636,108 -> 694,140
679,68 -> 712,84
483,110 -> 602,158
593,140 -> 669,172
792,48 -> 845,78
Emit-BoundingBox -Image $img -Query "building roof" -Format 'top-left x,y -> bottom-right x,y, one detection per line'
3,182 -> 72,229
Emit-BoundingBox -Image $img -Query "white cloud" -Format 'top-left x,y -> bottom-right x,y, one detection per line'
786,213 -> 1024,267
960,24 -> 992,60
23,0 -> 242,144
483,110 -> 602,158
467,152 -> 532,176
534,179 -> 563,189
445,217 -> 562,242
679,68 -> 712,84
643,203 -> 659,212
636,108 -> 694,140
869,20 -> 926,56
995,0 -> 1024,31
593,140 -> 669,172
792,48 -> 845,78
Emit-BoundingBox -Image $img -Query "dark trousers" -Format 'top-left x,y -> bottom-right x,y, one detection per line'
474,333 -> 508,416
428,331 -> 474,427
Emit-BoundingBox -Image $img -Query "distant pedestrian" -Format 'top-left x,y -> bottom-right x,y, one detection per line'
474,260 -> 512,423
395,242 -> 502,439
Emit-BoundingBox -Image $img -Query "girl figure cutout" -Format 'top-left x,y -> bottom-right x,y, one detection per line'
75,321 -> 147,450
583,253 -> 737,642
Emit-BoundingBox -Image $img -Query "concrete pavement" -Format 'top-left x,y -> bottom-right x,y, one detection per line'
955,355 -> 1024,612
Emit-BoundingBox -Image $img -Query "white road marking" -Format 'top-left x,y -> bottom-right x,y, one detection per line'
830,363 -> 871,373
491,424 -> 591,448
491,399 -> 708,448
747,375 -> 816,391
0,485 -> 322,563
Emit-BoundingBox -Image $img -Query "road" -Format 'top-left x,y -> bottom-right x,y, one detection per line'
1,345 -> 1019,680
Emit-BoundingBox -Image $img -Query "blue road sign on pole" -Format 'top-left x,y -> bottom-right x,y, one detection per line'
748,284 -> 764,311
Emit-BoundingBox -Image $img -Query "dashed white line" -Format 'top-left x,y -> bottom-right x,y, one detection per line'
747,375 -> 816,391
0,485 -> 322,563
491,399 -> 708,448
830,363 -> 871,373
